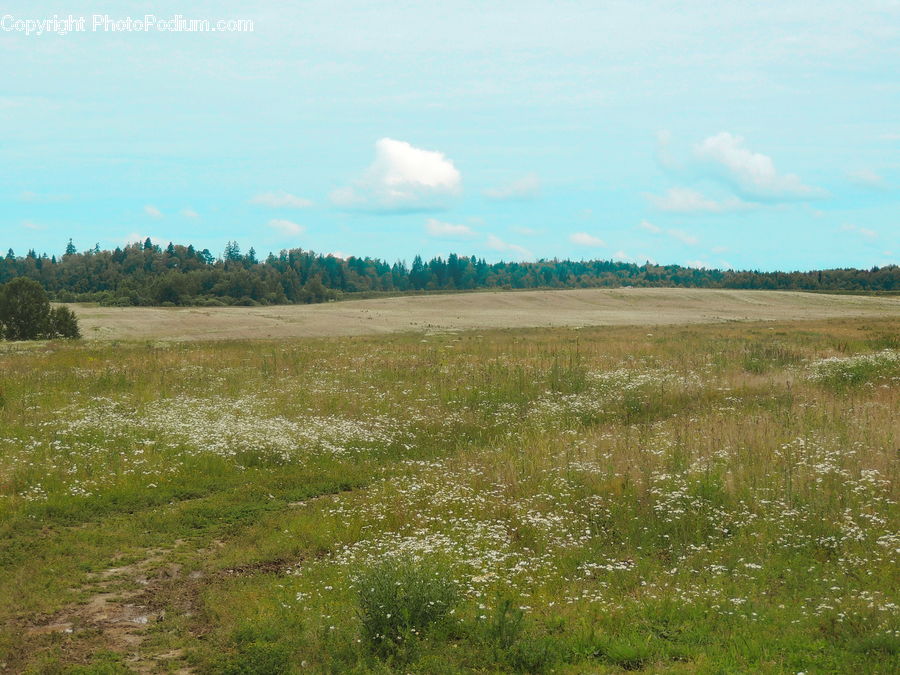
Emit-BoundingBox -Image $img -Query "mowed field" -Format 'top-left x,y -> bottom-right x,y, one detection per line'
1,295 -> 898,673
71,288 -> 900,340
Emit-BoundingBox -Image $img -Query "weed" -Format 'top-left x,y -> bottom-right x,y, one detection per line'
355,556 -> 459,657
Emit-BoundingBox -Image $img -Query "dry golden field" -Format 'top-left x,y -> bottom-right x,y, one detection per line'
69,288 -> 900,341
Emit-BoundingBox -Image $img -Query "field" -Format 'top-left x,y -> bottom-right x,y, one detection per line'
1,293 -> 899,673
70,288 -> 900,340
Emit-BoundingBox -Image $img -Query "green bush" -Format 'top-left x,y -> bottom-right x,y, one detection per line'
356,556 -> 459,657
0,278 -> 81,340
0,277 -> 50,340
48,305 -> 81,338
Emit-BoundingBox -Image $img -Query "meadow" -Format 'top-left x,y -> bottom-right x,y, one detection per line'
0,313 -> 898,673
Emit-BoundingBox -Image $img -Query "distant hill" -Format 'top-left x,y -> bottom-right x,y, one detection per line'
1,239 -> 897,307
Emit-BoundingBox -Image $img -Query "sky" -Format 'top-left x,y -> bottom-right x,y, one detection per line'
1,0 -> 899,271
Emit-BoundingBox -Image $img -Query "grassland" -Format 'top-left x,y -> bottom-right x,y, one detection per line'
70,288 -> 900,341
1,312 -> 898,673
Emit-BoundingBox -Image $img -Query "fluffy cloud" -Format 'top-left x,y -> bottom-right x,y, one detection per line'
251,192 -> 314,208
144,205 -> 163,218
694,132 -> 820,200
569,232 -> 605,247
484,173 -> 541,200
667,228 -> 699,246
840,224 -> 877,240
647,187 -> 749,214
331,138 -> 461,211
181,208 -> 199,218
639,219 -> 698,246
267,219 -> 305,236
847,169 -> 888,190
425,218 -> 476,238
486,234 -> 531,259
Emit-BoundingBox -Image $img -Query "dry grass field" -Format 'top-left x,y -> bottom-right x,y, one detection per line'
1,293 -> 898,673
70,288 -> 900,341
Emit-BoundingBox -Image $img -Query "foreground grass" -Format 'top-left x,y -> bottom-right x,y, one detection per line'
0,318 -> 897,673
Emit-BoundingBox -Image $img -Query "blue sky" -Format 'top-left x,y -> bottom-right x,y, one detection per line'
2,0 -> 898,271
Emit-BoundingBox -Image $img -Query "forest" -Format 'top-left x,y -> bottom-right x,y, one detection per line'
1,238 -> 896,307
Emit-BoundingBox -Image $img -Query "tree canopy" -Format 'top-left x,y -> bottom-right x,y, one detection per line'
0,240 -> 896,308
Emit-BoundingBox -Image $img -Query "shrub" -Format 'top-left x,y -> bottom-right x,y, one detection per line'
356,555 -> 459,657
0,277 -> 50,340
0,278 -> 81,340
48,305 -> 81,339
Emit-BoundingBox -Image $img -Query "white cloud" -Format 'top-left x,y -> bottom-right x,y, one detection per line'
612,250 -> 630,261
484,173 -> 541,200
694,132 -> 821,200
486,234 -> 531,259
329,186 -> 361,208
647,187 -> 749,213
251,192 -> 314,208
847,169 -> 888,190
425,218 -> 476,238
840,224 -> 877,240
181,208 -> 200,218
685,259 -> 714,269
22,221 -> 44,230
144,205 -> 163,218
638,220 -> 699,249
711,245 -> 729,254
510,225 -> 542,236
638,219 -> 662,234
569,232 -> 606,247
667,228 -> 699,246
267,219 -> 305,236
655,130 -> 679,170
19,191 -> 70,203
331,138 -> 461,211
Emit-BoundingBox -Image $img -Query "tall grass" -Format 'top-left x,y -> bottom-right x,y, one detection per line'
0,318 -> 897,673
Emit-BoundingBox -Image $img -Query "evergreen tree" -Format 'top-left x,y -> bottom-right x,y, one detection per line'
47,306 -> 81,339
0,278 -> 50,340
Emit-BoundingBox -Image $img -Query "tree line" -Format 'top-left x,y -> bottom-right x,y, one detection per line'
0,238 -> 896,307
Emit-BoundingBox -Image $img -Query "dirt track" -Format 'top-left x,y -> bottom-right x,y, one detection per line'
69,288 -> 900,341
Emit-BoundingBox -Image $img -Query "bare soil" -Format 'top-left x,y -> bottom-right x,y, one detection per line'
70,288 -> 900,341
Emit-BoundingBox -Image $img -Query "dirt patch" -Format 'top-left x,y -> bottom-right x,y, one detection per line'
22,546 -> 195,673
70,288 -> 900,342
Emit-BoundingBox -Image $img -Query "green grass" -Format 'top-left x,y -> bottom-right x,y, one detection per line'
0,318 -> 898,673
